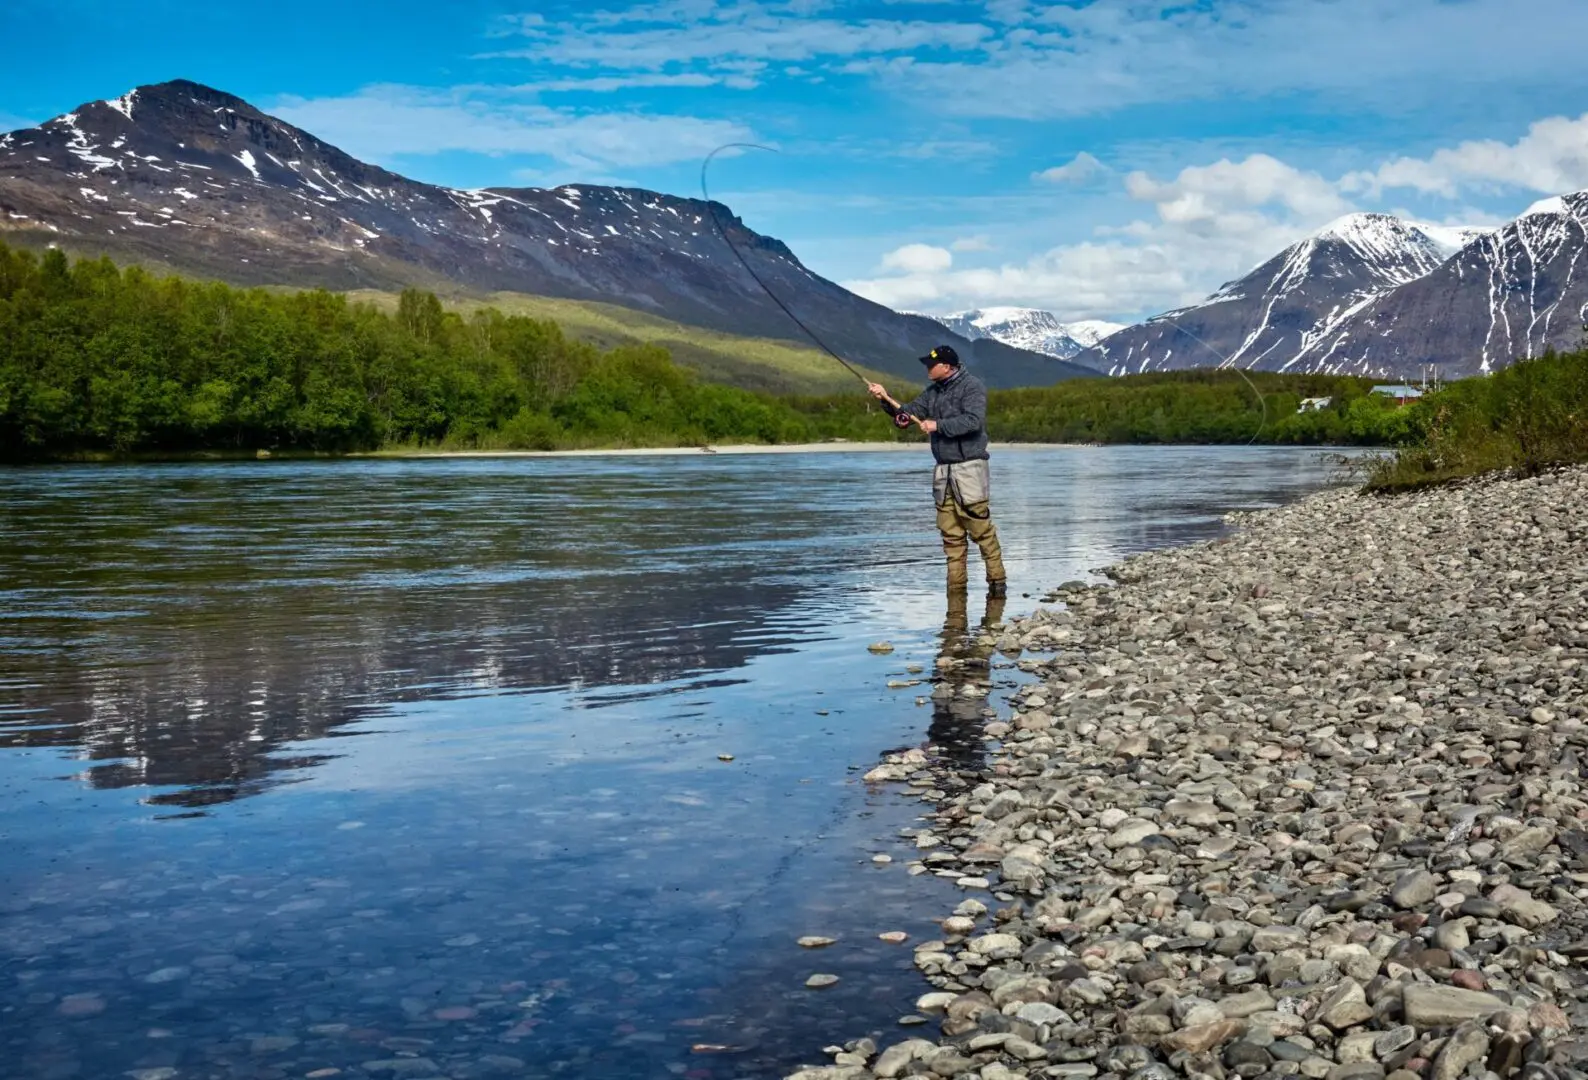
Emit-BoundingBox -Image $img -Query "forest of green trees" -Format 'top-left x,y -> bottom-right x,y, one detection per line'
0,242 -> 1424,460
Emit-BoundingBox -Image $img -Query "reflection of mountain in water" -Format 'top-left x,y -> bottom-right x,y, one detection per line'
0,460 -> 837,811
1,571 -> 807,809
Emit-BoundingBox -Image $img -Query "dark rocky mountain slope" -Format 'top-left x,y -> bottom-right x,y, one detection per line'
1291,194 -> 1588,377
0,80 -> 1092,388
1078,214 -> 1473,376
1078,202 -> 1588,380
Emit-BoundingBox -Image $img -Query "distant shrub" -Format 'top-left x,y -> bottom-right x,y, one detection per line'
1364,350 -> 1588,490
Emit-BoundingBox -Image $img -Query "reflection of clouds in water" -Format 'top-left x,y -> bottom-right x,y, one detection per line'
0,447 -> 1359,810
0,447 -> 1361,1080
865,586 -> 970,637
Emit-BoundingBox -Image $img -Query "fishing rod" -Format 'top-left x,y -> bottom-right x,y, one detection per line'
700,143 -> 872,387
700,142 -> 1267,441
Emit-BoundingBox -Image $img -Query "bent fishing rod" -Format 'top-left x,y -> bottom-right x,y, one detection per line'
701,143 -> 872,387
699,142 -> 1267,441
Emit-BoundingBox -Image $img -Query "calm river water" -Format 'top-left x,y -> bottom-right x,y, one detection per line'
0,445 -> 1356,1080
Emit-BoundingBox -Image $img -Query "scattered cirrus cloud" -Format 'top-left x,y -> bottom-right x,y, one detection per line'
269,84 -> 753,172
883,0 -> 1588,120
482,0 -> 1588,124
483,2 -> 994,71
509,72 -> 753,93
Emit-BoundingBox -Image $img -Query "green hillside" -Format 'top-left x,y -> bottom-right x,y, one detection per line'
344,288 -> 900,397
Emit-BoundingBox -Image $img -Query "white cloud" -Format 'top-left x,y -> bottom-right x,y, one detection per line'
487,2 -> 994,70
514,72 -> 741,93
951,235 -> 993,252
846,239 -> 1198,318
879,0 -> 1588,120
889,138 -> 1000,160
879,243 -> 953,274
1124,154 -> 1351,229
269,84 -> 752,171
845,154 -> 1354,321
480,0 -> 1588,139
1034,152 -> 1107,185
1341,113 -> 1588,199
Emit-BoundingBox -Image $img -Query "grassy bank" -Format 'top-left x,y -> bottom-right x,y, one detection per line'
1364,349 -> 1588,490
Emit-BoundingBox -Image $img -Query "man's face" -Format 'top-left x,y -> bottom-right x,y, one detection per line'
927,360 -> 954,381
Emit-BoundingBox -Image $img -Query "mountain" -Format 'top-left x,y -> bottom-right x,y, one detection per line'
1057,319 -> 1129,349
0,80 -> 1094,389
1415,224 -> 1496,254
913,307 -> 1126,360
1077,213 -> 1479,376
1285,194 -> 1588,377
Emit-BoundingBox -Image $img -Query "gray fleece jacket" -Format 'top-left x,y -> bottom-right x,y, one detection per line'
898,369 -> 990,465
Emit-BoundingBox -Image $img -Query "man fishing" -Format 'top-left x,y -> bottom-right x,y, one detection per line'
869,346 -> 1008,597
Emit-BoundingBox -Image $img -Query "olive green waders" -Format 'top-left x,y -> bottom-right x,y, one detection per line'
932,460 -> 1006,589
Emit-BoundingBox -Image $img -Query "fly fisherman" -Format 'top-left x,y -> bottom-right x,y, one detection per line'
869,346 -> 1008,597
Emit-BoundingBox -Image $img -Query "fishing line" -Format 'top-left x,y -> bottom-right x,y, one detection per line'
700,143 -> 871,386
700,143 -> 1268,440
1152,320 -> 1270,445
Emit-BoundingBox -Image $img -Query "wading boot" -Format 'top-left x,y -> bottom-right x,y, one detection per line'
987,579 -> 1008,599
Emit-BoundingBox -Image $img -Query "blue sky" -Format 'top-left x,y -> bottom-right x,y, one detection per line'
5,0 -> 1588,323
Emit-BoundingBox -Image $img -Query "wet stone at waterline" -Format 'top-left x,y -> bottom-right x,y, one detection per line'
842,464 -> 1588,1080
0,449 -> 1358,1080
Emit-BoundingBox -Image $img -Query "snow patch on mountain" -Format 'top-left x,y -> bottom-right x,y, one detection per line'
1415,222 -> 1498,255
909,306 -> 1125,359
1062,319 -> 1128,347
1309,213 -> 1450,285
104,90 -> 138,121
1522,195 -> 1570,219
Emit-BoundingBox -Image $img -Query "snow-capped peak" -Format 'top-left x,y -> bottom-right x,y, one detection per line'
1312,212 -> 1493,260
1522,194 -> 1571,219
1282,212 -> 1453,291
906,307 -> 1125,360
960,305 -> 1048,328
1061,319 -> 1127,347
1313,211 -> 1407,243
1414,222 -> 1497,255
1311,212 -> 1445,261
103,90 -> 138,121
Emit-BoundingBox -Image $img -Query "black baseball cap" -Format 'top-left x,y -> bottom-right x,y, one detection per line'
920,345 -> 961,367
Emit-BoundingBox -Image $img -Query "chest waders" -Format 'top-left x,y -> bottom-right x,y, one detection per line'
932,459 -> 1006,591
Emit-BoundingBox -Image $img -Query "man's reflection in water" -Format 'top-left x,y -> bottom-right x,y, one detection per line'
926,589 -> 1008,768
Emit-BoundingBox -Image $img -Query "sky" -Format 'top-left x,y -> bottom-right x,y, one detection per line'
5,0 -> 1588,324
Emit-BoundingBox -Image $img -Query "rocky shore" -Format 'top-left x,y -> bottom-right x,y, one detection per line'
799,465 -> 1588,1080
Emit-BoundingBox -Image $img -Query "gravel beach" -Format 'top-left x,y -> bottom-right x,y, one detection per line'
802,464 -> 1588,1080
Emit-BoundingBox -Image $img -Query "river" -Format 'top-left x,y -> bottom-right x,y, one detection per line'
0,445 -> 1358,1080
